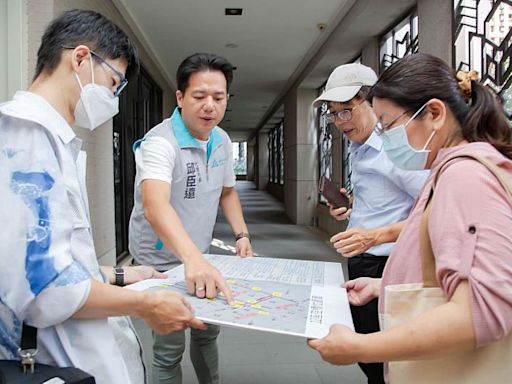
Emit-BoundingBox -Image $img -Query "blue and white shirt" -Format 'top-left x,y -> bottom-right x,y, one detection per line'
0,91 -> 144,384
348,131 -> 429,256
129,107 -> 235,270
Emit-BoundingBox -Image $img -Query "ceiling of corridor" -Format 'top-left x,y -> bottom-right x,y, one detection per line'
114,0 -> 416,141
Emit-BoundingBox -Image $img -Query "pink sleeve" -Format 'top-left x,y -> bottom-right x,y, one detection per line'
428,159 -> 512,346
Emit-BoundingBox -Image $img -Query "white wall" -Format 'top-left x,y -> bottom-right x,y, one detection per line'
0,0 -> 27,102
0,0 -> 6,102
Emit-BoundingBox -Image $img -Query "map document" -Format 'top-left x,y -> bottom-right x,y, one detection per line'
126,254 -> 353,339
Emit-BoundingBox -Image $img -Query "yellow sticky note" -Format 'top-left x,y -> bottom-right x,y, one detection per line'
272,292 -> 282,297
258,311 -> 270,316
251,304 -> 262,309
247,299 -> 258,304
252,286 -> 262,292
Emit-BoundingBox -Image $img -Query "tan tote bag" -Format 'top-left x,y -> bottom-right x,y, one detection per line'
383,154 -> 512,384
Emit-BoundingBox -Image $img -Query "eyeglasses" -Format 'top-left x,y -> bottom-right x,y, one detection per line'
62,45 -> 128,97
374,109 -> 411,136
323,99 -> 365,124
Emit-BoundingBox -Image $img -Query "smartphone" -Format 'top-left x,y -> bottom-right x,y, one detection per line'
319,177 -> 351,209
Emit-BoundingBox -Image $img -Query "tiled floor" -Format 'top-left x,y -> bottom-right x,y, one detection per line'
133,181 -> 365,384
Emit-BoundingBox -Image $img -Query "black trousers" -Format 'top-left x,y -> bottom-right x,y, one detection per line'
348,253 -> 389,384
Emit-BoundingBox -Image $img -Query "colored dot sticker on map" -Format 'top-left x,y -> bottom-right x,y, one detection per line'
258,311 -> 270,316
251,304 -> 262,309
252,286 -> 262,291
271,292 -> 282,297
247,299 -> 258,304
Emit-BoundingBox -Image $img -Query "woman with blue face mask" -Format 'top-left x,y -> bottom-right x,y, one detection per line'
308,53 -> 512,383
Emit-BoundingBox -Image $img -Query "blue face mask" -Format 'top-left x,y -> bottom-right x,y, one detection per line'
379,103 -> 436,170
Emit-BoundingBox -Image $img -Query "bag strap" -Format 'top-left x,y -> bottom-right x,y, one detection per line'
420,154 -> 512,288
20,323 -> 37,350
18,323 -> 38,374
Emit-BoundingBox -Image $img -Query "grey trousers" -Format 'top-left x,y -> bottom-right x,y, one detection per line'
152,324 -> 220,384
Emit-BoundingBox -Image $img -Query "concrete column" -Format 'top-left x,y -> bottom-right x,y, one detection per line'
246,138 -> 255,181
417,0 -> 453,64
361,37 -> 380,75
283,87 -> 318,225
257,132 -> 269,190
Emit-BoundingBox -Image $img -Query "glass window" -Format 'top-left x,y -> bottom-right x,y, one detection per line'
268,122 -> 284,185
232,142 -> 247,176
379,9 -> 419,72
341,135 -> 352,196
453,0 -> 512,119
279,123 -> 284,184
317,90 -> 332,204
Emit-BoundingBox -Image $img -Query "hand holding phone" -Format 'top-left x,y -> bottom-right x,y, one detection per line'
319,177 -> 350,209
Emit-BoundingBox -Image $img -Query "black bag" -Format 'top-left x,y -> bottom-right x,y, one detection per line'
0,324 -> 95,383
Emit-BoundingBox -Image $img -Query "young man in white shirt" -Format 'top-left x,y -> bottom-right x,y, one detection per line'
0,10 -> 203,384
129,53 -> 253,384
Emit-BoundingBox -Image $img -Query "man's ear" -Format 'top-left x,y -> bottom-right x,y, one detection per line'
426,98 -> 446,132
176,90 -> 184,108
71,45 -> 91,73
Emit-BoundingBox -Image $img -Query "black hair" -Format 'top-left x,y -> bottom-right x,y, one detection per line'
34,9 -> 139,80
176,53 -> 234,93
355,86 -> 372,101
369,53 -> 512,159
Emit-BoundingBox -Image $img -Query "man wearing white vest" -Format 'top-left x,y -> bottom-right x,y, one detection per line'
128,53 -> 253,384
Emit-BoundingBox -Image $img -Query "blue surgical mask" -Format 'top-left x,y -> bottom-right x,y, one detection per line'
379,103 -> 436,170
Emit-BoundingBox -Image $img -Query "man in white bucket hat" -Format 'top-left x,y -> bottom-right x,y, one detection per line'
311,63 -> 428,384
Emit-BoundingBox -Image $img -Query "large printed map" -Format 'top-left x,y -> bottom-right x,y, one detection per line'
128,254 -> 353,338
147,278 -> 312,335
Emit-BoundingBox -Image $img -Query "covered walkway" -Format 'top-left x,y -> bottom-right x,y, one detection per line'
134,181 -> 364,384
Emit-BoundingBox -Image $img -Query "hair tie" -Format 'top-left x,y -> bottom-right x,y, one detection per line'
456,70 -> 479,102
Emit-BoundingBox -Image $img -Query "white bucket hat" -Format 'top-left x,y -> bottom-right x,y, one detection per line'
313,63 -> 377,108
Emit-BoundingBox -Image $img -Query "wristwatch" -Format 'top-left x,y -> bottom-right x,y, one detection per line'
235,232 -> 251,243
114,267 -> 125,286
